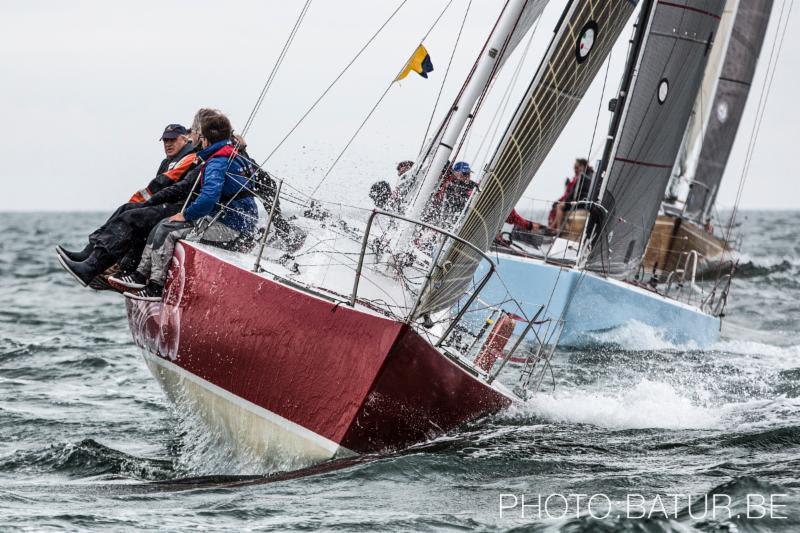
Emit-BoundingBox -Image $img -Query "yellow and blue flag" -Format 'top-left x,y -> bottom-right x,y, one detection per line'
395,44 -> 434,82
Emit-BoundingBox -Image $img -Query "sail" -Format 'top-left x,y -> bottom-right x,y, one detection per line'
683,0 -> 774,222
667,0 -> 738,202
498,0 -> 549,70
415,0 -> 639,317
585,0 -> 726,278
405,0 -> 548,217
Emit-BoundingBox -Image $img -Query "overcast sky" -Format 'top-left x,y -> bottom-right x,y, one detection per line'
1,0 -> 796,214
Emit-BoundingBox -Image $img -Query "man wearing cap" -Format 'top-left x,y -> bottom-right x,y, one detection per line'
56,118 -> 205,286
129,124 -> 194,203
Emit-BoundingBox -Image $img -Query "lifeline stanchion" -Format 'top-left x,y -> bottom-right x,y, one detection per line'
252,179 -> 283,272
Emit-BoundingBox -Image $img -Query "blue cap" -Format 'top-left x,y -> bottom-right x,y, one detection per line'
453,161 -> 471,174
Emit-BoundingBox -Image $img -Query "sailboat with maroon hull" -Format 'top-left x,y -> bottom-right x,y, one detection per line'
126,240 -> 513,464
123,0 -> 572,468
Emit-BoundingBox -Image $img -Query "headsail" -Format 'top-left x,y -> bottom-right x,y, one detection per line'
682,0 -> 774,223
585,0 -> 726,278
415,0 -> 639,317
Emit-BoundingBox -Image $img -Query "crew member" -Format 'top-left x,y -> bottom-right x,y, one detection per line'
549,158 -> 592,231
123,112 -> 258,301
56,112 -> 217,287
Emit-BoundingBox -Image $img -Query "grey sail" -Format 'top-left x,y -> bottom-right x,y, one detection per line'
586,0 -> 726,278
665,0 -> 738,204
683,0 -> 774,223
415,0 -> 639,317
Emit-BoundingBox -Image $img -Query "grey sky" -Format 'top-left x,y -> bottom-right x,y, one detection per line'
1,0 -> 796,213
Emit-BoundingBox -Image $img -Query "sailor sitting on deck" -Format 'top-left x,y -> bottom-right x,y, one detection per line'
56,117 -> 210,287
120,112 -> 258,301
548,158 -> 593,231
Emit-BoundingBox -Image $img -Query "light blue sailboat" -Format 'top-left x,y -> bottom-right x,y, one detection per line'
474,0 -> 751,348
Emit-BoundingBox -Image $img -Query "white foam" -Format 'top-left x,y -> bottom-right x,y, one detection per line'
711,338 -> 800,362
583,320 -> 699,352
737,252 -> 800,269
521,379 -> 721,430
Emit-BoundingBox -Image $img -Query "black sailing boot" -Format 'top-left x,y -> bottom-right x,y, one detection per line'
56,242 -> 93,262
56,248 -> 116,287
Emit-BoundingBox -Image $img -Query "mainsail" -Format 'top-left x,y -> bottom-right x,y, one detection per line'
415,0 -> 639,316
585,0 -> 726,278
682,0 -> 774,223
666,0 -> 738,203
500,0 -> 550,70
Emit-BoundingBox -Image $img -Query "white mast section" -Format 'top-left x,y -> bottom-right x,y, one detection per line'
404,0 -> 533,224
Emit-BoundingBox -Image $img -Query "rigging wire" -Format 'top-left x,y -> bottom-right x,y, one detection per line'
417,0 -> 474,160
260,0 -> 408,166
307,0 -> 458,197
241,0 -> 313,139
724,0 -> 793,245
474,11 -> 543,177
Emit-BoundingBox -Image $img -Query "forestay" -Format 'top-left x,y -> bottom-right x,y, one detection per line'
586,0 -> 726,278
682,0 -> 774,223
415,0 -> 639,317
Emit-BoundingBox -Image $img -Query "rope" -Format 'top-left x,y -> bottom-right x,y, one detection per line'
241,0 -> 313,139
307,0 -> 458,197
260,0 -> 408,166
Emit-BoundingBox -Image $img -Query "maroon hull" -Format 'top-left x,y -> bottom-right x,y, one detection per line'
126,242 -> 511,456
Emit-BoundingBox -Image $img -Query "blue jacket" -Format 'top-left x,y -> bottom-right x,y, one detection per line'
184,140 -> 258,235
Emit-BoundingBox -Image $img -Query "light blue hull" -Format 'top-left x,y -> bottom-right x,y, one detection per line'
481,252 -> 721,348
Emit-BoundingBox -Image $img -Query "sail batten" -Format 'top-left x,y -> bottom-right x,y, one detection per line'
415,0 -> 639,316
585,0 -> 727,279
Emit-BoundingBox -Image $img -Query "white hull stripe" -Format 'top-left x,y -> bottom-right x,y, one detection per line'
141,349 -> 352,457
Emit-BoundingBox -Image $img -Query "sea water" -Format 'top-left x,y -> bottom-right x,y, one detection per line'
1,210 -> 798,531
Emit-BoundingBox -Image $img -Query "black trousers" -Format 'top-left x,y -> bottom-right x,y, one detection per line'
89,202 -> 183,270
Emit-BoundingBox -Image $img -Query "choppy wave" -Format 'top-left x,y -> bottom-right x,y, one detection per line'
0,439 -> 174,481
2,211 -> 799,530
519,379 -> 721,430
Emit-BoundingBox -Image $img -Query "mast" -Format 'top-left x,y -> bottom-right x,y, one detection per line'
404,0 -> 533,224
414,0 -> 640,317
